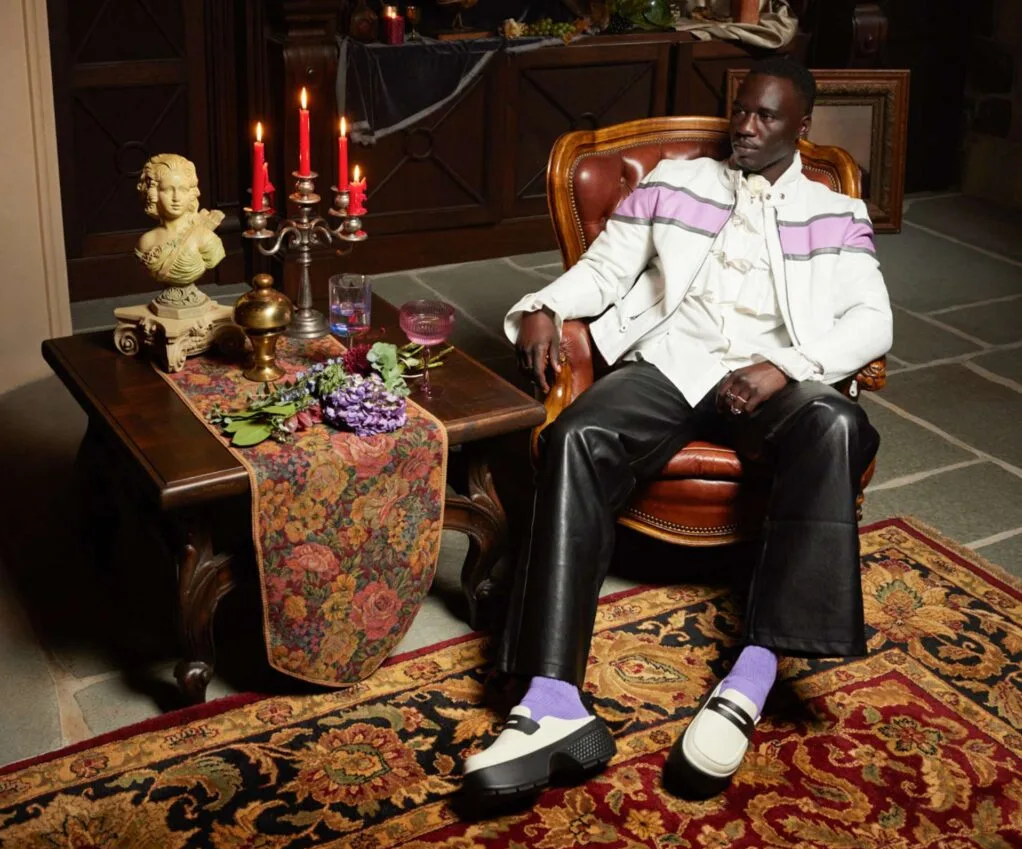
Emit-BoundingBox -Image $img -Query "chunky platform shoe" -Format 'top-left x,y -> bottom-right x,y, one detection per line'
462,706 -> 616,804
663,682 -> 760,798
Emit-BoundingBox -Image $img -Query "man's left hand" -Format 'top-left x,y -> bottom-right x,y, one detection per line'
717,362 -> 790,416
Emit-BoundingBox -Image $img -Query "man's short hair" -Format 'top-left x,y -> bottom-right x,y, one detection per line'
747,57 -> 816,115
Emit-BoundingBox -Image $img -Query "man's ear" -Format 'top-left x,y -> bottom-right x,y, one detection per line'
799,114 -> 812,140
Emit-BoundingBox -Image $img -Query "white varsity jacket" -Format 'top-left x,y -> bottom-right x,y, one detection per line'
505,152 -> 893,387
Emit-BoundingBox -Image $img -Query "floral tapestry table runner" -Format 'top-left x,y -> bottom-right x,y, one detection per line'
162,337 -> 447,686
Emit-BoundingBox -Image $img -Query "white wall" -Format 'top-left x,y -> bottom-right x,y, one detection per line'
0,0 -> 72,394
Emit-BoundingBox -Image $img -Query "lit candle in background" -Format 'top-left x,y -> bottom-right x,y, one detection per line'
252,122 -> 265,212
382,5 -> 404,44
338,117 -> 349,191
298,87 -> 311,177
349,164 -> 367,214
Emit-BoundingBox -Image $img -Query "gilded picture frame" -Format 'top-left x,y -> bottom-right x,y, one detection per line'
726,69 -> 911,233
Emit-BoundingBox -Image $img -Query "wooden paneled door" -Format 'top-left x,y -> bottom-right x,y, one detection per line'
343,60 -> 503,237
47,0 -> 245,302
505,42 -> 671,220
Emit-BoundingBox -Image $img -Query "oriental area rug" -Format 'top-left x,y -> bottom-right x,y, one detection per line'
2,518 -> 1021,848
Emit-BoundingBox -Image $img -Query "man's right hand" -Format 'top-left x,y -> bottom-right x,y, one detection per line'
516,308 -> 561,394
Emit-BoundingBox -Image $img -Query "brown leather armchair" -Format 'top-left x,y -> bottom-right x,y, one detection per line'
536,116 -> 886,547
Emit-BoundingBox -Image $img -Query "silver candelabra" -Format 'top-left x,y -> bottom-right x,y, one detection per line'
242,170 -> 367,339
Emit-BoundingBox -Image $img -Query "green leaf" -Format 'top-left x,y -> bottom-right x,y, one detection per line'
231,422 -> 273,446
259,403 -> 297,416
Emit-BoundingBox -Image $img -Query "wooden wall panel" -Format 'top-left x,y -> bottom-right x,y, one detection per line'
672,36 -> 809,118
49,0 -> 244,302
346,64 -> 502,236
506,43 -> 671,219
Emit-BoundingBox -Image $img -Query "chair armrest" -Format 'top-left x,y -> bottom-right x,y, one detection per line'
530,320 -> 597,461
557,320 -> 597,398
856,357 -> 887,392
836,357 -> 887,398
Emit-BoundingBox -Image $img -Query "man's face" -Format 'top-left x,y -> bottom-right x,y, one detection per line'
729,74 -> 811,182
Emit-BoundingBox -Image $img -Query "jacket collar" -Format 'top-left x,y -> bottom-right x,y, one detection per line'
719,151 -> 804,208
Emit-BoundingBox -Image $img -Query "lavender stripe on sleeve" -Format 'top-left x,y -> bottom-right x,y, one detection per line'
844,219 -> 876,254
780,214 -> 875,259
612,185 -> 658,223
652,189 -> 731,236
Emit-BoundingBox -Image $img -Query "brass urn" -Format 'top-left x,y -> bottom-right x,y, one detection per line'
234,273 -> 293,382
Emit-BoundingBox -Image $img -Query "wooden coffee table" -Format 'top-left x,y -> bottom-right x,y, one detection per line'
42,296 -> 544,704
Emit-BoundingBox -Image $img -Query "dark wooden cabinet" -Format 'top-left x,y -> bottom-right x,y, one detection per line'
47,0 -> 248,302
673,35 -> 810,116
352,62 -> 503,237
505,42 -> 672,219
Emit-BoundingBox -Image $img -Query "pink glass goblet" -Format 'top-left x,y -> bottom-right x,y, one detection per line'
399,299 -> 455,400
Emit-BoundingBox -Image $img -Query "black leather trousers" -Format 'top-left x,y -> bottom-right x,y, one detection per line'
498,361 -> 880,686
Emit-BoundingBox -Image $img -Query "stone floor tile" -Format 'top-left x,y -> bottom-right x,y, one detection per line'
860,396 -> 977,486
875,227 -> 1022,312
889,307 -> 982,364
903,195 -> 1022,263
929,299 -> 1022,346
369,273 -> 430,312
0,560 -> 63,767
971,349 -> 1022,386
876,364 -> 1022,468
860,462 -> 1022,544
74,663 -> 185,736
416,260 -> 544,332
971,535 -> 1022,580
506,250 -> 564,268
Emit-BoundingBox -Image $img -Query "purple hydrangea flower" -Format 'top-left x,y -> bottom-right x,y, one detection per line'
320,374 -> 407,437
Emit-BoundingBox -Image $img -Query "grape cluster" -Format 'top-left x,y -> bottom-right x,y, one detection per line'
526,17 -> 577,39
604,13 -> 633,34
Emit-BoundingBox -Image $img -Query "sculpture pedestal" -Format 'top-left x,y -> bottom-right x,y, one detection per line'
113,300 -> 244,373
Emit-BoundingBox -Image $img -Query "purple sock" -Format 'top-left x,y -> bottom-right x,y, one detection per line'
518,676 -> 590,721
718,645 -> 778,716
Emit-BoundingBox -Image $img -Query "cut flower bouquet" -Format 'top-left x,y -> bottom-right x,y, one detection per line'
208,341 -> 451,446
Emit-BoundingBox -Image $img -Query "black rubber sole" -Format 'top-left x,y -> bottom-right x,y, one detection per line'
662,731 -> 732,800
461,718 -> 617,806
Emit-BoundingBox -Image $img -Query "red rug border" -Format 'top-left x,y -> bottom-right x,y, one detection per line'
863,515 -> 1022,601
3,517 -> 1010,778
0,693 -> 265,777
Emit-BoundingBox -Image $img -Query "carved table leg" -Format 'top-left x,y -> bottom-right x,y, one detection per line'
443,445 -> 509,631
166,509 -> 238,704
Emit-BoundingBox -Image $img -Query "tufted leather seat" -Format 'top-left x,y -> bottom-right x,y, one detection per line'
535,116 -> 885,546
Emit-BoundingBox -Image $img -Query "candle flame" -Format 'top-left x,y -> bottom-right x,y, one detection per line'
353,165 -> 361,182
340,116 -> 347,137
256,121 -> 263,142
300,87 -> 308,110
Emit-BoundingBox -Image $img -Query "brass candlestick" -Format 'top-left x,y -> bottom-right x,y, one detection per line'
242,171 -> 367,340
234,273 -> 294,382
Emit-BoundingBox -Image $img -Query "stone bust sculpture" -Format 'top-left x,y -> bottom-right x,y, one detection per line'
136,153 -> 225,314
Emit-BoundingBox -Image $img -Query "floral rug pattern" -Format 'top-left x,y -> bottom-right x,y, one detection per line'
161,337 -> 447,685
1,519 -> 1021,848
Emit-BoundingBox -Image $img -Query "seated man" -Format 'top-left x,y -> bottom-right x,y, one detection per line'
461,58 -> 892,802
